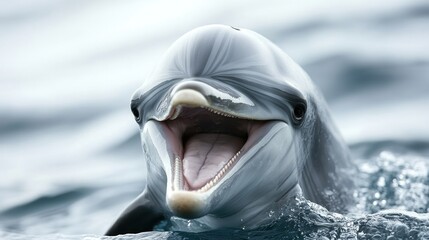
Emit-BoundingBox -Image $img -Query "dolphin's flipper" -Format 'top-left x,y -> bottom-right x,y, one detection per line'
105,190 -> 165,236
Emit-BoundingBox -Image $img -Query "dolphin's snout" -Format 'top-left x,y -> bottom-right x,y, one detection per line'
162,79 -> 255,122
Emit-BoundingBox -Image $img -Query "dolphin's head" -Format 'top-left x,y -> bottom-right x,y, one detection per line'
130,25 -> 339,226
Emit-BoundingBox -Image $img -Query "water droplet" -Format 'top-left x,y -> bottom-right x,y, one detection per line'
398,179 -> 406,187
380,151 -> 395,161
392,179 -> 398,187
374,192 -> 381,199
377,177 -> 386,187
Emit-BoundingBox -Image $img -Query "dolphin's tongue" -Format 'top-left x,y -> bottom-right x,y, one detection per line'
183,133 -> 245,190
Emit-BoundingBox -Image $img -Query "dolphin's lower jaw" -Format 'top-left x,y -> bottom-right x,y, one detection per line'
167,191 -> 207,219
146,81 -> 297,220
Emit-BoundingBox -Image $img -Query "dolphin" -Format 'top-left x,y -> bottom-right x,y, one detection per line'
106,24 -> 354,236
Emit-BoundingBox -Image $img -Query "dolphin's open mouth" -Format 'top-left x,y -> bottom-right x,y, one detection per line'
159,105 -> 271,193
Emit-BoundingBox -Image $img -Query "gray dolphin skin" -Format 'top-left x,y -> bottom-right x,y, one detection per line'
106,24 -> 354,236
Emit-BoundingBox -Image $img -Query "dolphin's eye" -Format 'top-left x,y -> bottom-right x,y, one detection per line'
131,106 -> 140,121
293,104 -> 306,121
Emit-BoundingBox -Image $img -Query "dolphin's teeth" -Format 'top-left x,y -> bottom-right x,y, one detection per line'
198,186 -> 205,193
170,106 -> 183,120
195,149 -> 243,193
173,156 -> 183,191
201,106 -> 238,119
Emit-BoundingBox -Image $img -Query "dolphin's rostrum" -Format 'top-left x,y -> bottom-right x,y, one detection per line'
106,24 -> 354,235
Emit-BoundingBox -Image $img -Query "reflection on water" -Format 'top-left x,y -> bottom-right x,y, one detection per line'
0,0 -> 429,239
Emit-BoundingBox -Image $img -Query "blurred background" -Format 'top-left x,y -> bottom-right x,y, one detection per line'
0,0 -> 428,236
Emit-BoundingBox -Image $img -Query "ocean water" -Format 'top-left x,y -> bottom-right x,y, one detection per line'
1,0 -> 429,239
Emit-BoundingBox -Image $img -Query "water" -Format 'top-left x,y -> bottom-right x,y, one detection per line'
1,0 -> 429,239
